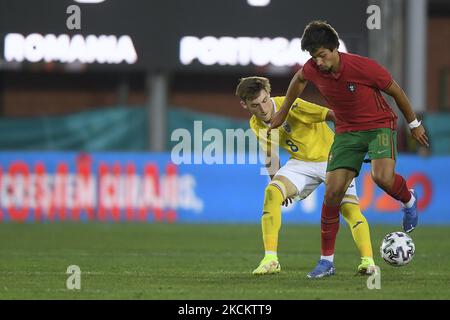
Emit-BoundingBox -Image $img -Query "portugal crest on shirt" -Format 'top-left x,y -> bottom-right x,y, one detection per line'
282,122 -> 291,133
347,83 -> 357,93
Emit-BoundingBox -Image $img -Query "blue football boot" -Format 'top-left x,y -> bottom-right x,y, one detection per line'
403,189 -> 418,233
307,259 -> 335,279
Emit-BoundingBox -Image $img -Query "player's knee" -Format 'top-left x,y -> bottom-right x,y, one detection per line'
324,187 -> 346,205
371,171 -> 394,190
264,183 -> 285,206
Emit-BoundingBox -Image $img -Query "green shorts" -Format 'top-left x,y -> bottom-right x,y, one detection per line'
327,128 -> 397,177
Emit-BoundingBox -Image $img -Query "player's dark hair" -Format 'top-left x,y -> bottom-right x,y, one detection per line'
301,20 -> 340,54
235,76 -> 271,101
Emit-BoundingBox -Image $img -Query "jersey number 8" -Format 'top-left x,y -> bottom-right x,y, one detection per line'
286,140 -> 299,152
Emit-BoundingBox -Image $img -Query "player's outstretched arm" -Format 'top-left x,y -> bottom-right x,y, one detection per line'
269,69 -> 308,131
383,80 -> 429,147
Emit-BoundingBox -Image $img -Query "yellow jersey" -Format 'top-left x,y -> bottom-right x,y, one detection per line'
249,96 -> 334,162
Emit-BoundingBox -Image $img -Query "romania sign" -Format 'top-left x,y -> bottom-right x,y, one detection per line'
4,33 -> 138,65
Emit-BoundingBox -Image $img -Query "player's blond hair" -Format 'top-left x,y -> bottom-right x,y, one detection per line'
235,76 -> 271,102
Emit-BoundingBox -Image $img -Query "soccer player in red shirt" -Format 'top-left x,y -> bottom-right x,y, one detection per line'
270,20 -> 429,278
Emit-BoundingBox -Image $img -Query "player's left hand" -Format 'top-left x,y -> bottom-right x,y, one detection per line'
411,125 -> 429,147
282,197 -> 293,207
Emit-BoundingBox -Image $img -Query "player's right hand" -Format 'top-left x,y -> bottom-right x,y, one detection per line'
411,125 -> 429,147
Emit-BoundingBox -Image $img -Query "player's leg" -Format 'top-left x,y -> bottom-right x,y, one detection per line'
253,174 -> 298,275
369,128 -> 418,232
261,175 -> 297,256
253,159 -> 323,275
339,180 -> 376,274
306,168 -> 355,278
308,132 -> 366,278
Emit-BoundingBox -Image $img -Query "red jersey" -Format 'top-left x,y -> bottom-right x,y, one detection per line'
302,52 -> 398,134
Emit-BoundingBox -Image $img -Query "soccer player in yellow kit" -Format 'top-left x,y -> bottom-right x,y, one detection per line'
235,76 -> 376,276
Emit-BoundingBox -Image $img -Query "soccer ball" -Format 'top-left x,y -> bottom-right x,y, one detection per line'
380,232 -> 415,266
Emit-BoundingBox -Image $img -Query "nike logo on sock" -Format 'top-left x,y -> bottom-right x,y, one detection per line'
352,221 -> 363,229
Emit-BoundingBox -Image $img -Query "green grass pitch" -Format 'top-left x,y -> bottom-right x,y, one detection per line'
0,223 -> 449,299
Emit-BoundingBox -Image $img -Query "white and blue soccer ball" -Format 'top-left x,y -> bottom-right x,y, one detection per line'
380,232 -> 415,267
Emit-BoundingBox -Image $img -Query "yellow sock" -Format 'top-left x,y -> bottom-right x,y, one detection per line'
261,183 -> 284,254
340,203 -> 373,258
